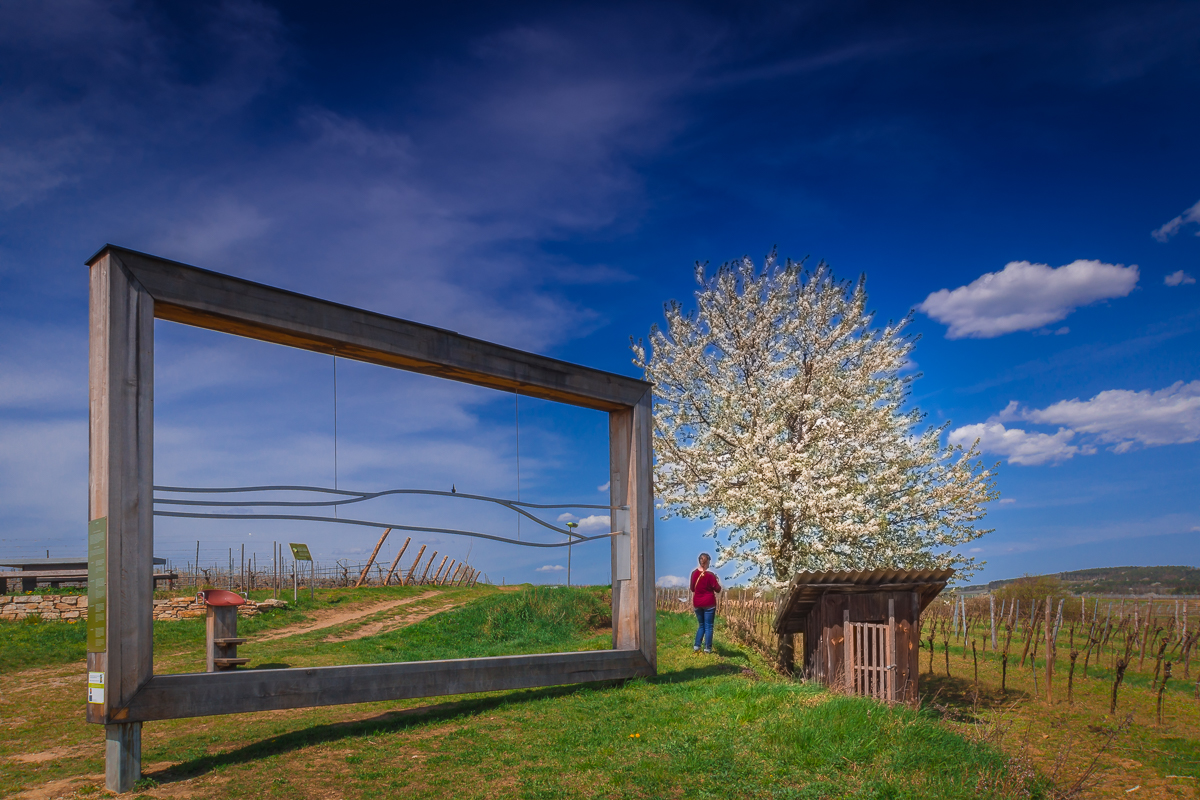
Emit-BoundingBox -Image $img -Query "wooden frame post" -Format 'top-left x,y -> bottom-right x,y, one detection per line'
609,390 -> 655,669
88,252 -> 155,792
85,245 -> 655,781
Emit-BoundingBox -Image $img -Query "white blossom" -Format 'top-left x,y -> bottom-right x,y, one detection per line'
634,253 -> 998,586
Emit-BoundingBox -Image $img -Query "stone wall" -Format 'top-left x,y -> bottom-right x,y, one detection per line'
0,594 -> 286,622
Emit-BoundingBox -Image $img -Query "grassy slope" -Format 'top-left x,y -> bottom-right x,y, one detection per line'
1,589 -> 1032,800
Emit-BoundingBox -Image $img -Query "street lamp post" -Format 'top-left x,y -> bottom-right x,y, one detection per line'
565,522 -> 578,587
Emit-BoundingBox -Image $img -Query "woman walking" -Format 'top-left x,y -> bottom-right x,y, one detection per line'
691,552 -> 721,654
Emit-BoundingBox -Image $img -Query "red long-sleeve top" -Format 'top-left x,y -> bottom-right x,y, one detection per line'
690,569 -> 721,609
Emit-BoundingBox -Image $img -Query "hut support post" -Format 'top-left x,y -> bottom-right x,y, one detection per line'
777,632 -> 795,675
844,609 -> 853,694
888,598 -> 897,703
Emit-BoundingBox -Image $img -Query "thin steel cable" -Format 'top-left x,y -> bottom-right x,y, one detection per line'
153,509 -> 618,548
332,356 -> 338,519
153,484 -> 620,509
515,391 -> 520,542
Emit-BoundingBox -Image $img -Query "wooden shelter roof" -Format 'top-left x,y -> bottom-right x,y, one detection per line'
772,568 -> 955,634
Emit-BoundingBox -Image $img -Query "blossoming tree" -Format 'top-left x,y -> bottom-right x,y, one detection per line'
634,253 -> 997,585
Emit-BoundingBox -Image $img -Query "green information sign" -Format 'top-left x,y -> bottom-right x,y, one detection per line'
87,517 -> 106,652
289,542 -> 313,561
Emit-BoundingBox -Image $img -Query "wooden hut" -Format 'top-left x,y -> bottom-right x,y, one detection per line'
772,568 -> 953,703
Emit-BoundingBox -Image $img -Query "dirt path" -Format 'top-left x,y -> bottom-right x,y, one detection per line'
322,600 -> 468,642
256,591 -> 443,641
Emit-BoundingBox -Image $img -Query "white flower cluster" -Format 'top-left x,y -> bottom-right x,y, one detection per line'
634,253 -> 998,586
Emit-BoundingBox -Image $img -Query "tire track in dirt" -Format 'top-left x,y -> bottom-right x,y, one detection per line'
256,591 -> 444,641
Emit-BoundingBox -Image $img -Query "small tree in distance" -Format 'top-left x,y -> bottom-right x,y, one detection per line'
994,575 -> 1068,605
634,252 -> 998,586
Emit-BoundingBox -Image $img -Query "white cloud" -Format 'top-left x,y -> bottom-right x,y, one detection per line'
955,381 -> 1200,466
948,421 -> 1081,465
998,498 -> 1016,505
597,481 -> 610,492
536,564 -> 565,572
1165,270 -> 1196,286
918,260 -> 1139,339
656,574 -> 688,588
1152,199 -> 1200,242
557,512 -> 577,523
968,547 -> 983,553
576,514 -> 611,533
1025,381 -> 1200,451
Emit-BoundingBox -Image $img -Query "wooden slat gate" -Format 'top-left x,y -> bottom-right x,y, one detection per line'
842,600 -> 897,703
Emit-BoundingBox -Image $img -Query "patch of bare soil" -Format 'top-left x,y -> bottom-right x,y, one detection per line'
256,591 -> 441,641
9,775 -> 102,800
4,665 -> 85,695
321,600 -> 467,643
5,743 -> 98,764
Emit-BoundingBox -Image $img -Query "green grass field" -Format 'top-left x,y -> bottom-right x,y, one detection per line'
2,586 -> 1040,799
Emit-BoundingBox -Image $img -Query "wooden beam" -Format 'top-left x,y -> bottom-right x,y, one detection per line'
92,246 -> 649,412
118,649 -> 653,722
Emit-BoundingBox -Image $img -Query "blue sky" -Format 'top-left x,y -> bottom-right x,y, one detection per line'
0,0 -> 1197,586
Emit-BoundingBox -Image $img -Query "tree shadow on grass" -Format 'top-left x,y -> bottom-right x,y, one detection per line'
919,671 -> 1033,721
651,661 -> 744,685
145,658 -> 743,786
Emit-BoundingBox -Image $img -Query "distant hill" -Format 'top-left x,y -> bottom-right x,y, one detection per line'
962,565 -> 1200,596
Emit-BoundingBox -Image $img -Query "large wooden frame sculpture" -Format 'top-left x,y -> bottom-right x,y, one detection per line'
86,245 -> 656,792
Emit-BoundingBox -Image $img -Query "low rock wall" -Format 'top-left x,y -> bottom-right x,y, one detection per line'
0,594 -> 285,622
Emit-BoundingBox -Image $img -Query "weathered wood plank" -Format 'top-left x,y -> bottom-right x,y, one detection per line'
607,390 -> 655,667
119,649 -> 652,722
631,390 -> 657,670
610,408 -> 633,650
93,246 -> 648,411
89,252 -> 156,715
90,252 -> 155,792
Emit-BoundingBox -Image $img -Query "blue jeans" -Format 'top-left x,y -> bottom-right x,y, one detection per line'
694,606 -> 715,650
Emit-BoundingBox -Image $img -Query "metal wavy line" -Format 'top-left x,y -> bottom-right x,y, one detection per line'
153,484 -> 618,538
153,510 -> 619,549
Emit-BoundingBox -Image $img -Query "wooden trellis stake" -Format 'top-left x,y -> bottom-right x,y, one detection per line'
404,545 -> 427,585
354,528 -> 392,587
384,538 -> 411,586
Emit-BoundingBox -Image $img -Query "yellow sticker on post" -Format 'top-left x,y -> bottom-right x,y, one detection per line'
87,671 -> 104,704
